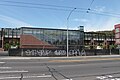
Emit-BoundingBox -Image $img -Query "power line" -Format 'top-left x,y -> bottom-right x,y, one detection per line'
0,3 -> 75,12
89,0 -> 95,8
0,0 -> 87,10
0,3 -> 87,13
87,0 -> 95,13
96,11 -> 120,17
1,0 -> 120,16
84,0 -> 120,18
0,0 -> 120,18
89,11 -> 120,18
0,3 -> 119,18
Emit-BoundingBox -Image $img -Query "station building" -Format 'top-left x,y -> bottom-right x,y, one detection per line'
0,26 -> 115,51
0,27 -> 84,50
84,31 -> 115,49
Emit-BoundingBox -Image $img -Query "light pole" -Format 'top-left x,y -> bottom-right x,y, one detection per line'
67,8 -> 76,57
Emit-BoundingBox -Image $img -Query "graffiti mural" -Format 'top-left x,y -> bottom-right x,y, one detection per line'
21,49 -> 82,57
9,48 -> 120,57
24,49 -> 52,56
54,50 -> 66,56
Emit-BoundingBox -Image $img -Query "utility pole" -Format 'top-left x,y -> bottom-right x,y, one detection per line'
66,8 -> 76,57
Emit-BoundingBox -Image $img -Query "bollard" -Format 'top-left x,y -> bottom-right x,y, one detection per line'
20,74 -> 23,80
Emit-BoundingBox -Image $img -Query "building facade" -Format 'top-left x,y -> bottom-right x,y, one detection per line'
0,27 -> 84,50
20,27 -> 84,49
0,27 -> 115,51
84,31 -> 115,49
115,24 -> 120,45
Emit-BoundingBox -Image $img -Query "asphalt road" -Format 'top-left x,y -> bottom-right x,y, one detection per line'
0,56 -> 120,80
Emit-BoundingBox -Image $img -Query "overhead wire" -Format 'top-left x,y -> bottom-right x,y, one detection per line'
87,0 -> 120,16
89,0 -> 95,9
90,11 -> 120,18
87,0 -> 95,13
0,0 -> 120,18
0,3 -> 87,13
0,0 -> 87,10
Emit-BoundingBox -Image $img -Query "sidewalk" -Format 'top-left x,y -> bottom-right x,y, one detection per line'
0,55 -> 120,60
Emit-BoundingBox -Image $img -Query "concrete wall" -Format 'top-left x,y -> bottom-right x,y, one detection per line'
9,48 -> 119,57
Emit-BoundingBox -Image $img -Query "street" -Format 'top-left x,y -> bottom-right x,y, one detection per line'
0,56 -> 120,80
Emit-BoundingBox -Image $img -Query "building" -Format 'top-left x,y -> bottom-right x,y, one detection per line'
0,27 -> 84,50
115,24 -> 120,45
84,31 -> 115,49
0,27 -> 115,51
0,28 -> 20,50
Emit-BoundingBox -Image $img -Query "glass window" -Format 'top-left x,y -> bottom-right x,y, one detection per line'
115,33 -> 120,38
21,27 -> 84,49
23,29 -> 33,34
115,28 -> 119,33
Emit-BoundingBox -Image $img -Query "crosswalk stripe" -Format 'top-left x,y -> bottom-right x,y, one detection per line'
0,75 -> 52,79
62,79 -> 73,80
0,70 -> 28,73
0,67 -> 11,69
0,62 -> 5,63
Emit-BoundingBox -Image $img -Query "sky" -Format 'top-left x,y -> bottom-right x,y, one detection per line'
0,0 -> 120,31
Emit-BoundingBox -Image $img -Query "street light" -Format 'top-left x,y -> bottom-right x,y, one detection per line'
67,8 -> 76,57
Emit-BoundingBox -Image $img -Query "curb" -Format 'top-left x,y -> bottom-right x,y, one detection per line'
0,55 -> 120,60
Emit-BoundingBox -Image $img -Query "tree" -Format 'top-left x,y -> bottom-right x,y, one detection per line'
4,43 -> 10,51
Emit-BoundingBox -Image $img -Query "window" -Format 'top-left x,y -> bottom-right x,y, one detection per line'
115,28 -> 119,33
115,33 -> 120,38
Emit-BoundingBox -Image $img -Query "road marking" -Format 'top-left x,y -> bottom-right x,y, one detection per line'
115,78 -> 120,80
62,79 -> 73,80
96,75 -> 120,80
0,70 -> 28,73
24,75 -> 52,78
96,75 -> 113,80
0,62 -> 5,63
0,67 -> 11,69
0,75 -> 52,79
96,76 -> 107,79
0,57 -> 31,60
49,58 -> 120,63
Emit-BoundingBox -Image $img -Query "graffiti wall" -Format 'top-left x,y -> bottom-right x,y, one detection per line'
23,49 -> 81,57
9,48 -> 119,57
9,48 -> 82,57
